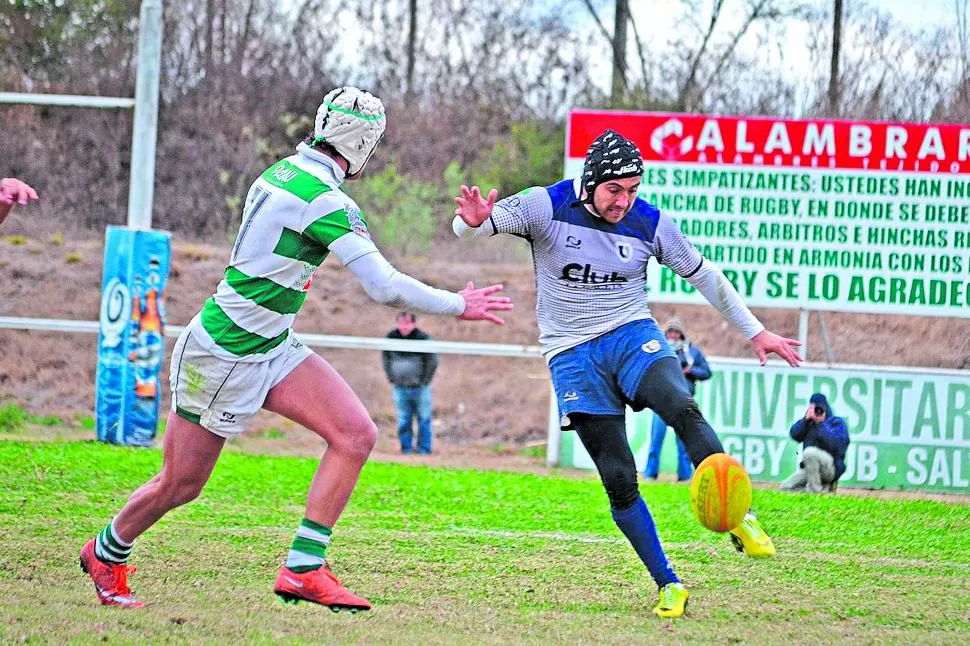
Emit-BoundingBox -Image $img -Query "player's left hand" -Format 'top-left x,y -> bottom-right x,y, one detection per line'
0,178 -> 39,205
751,330 -> 801,367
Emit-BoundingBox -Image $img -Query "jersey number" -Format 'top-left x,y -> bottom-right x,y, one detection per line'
231,186 -> 271,263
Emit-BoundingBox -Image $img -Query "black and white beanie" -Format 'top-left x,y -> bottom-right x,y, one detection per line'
578,129 -> 644,202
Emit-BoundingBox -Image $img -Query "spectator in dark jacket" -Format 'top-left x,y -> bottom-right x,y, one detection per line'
644,318 -> 712,481
781,393 -> 850,493
382,312 -> 439,454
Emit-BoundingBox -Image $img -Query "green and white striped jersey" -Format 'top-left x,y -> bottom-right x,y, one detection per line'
189,143 -> 382,362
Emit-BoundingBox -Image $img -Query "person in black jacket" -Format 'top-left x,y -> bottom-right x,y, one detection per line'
382,312 -> 439,454
781,393 -> 850,493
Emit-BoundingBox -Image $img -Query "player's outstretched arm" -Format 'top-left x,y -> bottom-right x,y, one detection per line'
750,330 -> 802,367
0,178 -> 39,227
334,236 -> 513,325
457,281 -> 513,325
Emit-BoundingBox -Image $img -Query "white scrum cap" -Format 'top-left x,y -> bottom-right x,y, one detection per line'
312,87 -> 386,176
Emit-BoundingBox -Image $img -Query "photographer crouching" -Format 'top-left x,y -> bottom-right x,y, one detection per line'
781,393 -> 850,493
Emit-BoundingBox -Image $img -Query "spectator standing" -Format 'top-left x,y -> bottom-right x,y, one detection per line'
382,312 -> 438,454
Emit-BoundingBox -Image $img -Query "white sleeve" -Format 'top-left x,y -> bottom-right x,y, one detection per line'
453,216 -> 496,238
653,210 -> 704,277
650,209 -> 763,339
684,260 -> 765,340
329,234 -> 465,316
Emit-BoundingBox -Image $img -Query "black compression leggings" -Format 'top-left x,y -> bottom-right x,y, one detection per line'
631,356 -> 724,466
571,413 -> 640,510
570,356 -> 725,511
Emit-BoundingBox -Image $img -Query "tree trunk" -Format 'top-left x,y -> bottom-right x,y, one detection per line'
611,0 -> 629,106
406,0 -> 417,102
828,0 -> 843,115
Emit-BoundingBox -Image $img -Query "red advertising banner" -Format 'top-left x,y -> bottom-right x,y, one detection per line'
568,111 -> 970,174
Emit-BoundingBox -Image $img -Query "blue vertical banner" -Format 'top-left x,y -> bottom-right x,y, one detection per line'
95,226 -> 171,446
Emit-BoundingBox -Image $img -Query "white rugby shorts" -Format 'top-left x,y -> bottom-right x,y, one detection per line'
169,327 -> 313,438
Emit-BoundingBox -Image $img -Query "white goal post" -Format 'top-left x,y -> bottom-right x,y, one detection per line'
0,0 -> 163,230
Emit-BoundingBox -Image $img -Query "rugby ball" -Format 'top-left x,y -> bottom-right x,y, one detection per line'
689,453 -> 752,533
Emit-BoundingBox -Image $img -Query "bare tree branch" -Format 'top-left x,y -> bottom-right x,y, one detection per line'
678,0 -> 724,109
629,10 -> 650,96
579,0 -> 614,43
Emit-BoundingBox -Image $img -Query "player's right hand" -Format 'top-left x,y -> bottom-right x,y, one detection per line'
457,281 -> 513,325
454,185 -> 498,228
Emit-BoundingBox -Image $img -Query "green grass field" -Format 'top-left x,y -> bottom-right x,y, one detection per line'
1,439 -> 968,644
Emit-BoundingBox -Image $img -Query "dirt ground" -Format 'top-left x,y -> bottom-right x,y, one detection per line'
2,235 -> 970,453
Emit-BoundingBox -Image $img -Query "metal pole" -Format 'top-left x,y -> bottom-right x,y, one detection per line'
818,311 -> 836,363
798,309 -> 810,360
127,0 -> 164,230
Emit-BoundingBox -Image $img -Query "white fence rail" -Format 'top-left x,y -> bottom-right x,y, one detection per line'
0,93 -> 135,108
0,316 -> 544,358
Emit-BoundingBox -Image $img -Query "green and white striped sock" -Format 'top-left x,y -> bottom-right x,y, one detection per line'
285,518 -> 332,573
94,519 -> 133,564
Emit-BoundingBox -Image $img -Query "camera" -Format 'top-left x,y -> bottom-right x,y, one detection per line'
813,405 -> 824,417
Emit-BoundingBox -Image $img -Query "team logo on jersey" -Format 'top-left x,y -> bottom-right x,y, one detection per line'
641,340 -> 661,353
346,205 -> 370,240
615,242 -> 632,261
565,235 -> 582,249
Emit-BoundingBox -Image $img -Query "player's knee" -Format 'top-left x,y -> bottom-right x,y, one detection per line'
336,418 -> 378,461
160,475 -> 206,508
653,390 -> 696,426
600,465 -> 640,510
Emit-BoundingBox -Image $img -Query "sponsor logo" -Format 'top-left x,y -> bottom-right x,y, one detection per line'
346,205 -> 370,240
616,242 -> 632,261
298,263 -> 317,291
641,340 -> 661,353
560,263 -> 628,284
220,412 -> 236,424
283,576 -> 304,588
650,119 -> 694,160
565,235 -> 582,249
563,391 -> 579,403
99,278 -> 131,349
271,165 -> 299,183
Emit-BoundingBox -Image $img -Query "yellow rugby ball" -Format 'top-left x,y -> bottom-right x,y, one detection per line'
690,453 -> 752,533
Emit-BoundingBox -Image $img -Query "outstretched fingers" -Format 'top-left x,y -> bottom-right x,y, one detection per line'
776,337 -> 803,367
458,282 -> 514,325
476,283 -> 507,296
752,330 -> 802,367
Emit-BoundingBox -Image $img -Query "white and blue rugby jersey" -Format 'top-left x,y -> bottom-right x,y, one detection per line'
487,178 -> 707,359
